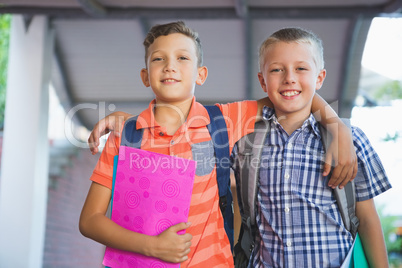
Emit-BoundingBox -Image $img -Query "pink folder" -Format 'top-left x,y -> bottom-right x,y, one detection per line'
103,146 -> 196,268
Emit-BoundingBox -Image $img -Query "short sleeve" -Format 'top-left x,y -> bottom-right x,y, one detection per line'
216,100 -> 258,154
352,126 -> 392,201
90,131 -> 122,189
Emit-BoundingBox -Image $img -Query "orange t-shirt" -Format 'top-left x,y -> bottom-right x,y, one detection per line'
90,97 -> 257,267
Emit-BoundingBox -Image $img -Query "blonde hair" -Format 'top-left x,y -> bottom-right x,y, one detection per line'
143,21 -> 203,67
259,27 -> 324,72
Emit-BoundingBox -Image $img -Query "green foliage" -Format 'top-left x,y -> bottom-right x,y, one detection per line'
0,14 -> 11,129
374,80 -> 402,102
383,132 -> 400,142
378,206 -> 402,266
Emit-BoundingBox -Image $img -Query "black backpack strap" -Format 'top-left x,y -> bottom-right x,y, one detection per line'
235,119 -> 270,259
319,118 -> 359,238
204,105 -> 234,250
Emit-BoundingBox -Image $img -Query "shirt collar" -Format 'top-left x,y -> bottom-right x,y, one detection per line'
136,99 -> 159,130
262,106 -> 321,138
136,97 -> 210,130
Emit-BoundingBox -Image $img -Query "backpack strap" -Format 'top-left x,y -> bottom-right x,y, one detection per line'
235,119 -> 270,258
119,107 -> 235,249
120,115 -> 142,148
319,119 -> 359,238
234,118 -> 359,265
204,105 -> 234,250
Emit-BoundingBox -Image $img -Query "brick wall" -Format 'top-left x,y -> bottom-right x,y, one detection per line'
43,148 -> 105,267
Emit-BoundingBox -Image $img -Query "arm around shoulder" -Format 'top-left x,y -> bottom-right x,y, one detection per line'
88,111 -> 132,155
311,93 -> 358,188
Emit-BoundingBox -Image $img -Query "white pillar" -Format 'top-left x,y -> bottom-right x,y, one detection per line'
0,15 -> 53,267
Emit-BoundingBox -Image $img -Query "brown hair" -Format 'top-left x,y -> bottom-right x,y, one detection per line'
259,27 -> 324,72
143,21 -> 203,67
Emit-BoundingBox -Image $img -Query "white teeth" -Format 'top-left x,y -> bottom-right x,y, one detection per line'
281,90 -> 300,97
164,79 -> 176,82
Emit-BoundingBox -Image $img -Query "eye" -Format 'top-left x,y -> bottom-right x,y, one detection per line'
178,56 -> 189,60
297,67 -> 308,71
152,57 -> 163,62
270,68 -> 281,73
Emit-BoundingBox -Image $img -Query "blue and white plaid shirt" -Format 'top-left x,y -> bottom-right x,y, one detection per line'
232,107 -> 391,268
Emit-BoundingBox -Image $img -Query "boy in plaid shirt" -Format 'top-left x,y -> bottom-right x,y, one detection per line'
232,27 -> 391,267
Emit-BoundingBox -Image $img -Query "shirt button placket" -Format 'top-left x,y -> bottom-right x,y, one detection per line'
282,138 -> 296,267
283,140 -> 294,260
170,137 -> 175,156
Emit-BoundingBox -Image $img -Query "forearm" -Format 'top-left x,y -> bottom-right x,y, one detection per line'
356,200 -> 389,267
311,93 -> 345,128
358,218 -> 388,267
88,111 -> 133,154
111,111 -> 132,121
79,182 -> 155,256
79,182 -> 192,263
80,212 -> 155,256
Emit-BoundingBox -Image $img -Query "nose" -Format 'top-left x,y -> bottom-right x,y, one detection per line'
283,70 -> 296,84
164,59 -> 176,72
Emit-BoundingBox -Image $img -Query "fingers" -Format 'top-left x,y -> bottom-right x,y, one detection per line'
323,153 -> 341,189
87,119 -> 104,155
328,166 -> 346,189
170,246 -> 191,263
155,222 -> 192,263
87,118 -> 113,155
327,158 -> 357,189
169,222 -> 192,234
325,122 -> 358,189
176,254 -> 189,263
327,166 -> 339,189
325,137 -> 358,189
88,133 -> 100,155
322,154 -> 332,177
352,161 -> 358,180
173,238 -> 192,263
337,161 -> 358,188
87,112 -> 131,155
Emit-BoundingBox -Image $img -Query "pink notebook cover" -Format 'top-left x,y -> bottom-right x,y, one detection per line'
103,146 -> 196,268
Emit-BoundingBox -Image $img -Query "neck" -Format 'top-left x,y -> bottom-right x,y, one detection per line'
153,98 -> 193,135
276,111 -> 310,135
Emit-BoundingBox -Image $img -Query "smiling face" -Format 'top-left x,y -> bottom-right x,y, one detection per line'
258,41 -> 326,120
140,33 -> 207,105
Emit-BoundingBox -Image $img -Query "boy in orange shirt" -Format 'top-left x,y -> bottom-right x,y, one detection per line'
80,21 -> 357,267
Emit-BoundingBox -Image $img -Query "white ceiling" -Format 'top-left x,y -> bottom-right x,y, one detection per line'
1,0 -> 402,129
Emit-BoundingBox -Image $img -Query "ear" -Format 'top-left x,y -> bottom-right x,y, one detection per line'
258,72 -> 268,93
196,66 -> 208,86
140,68 -> 150,87
315,69 -> 326,90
